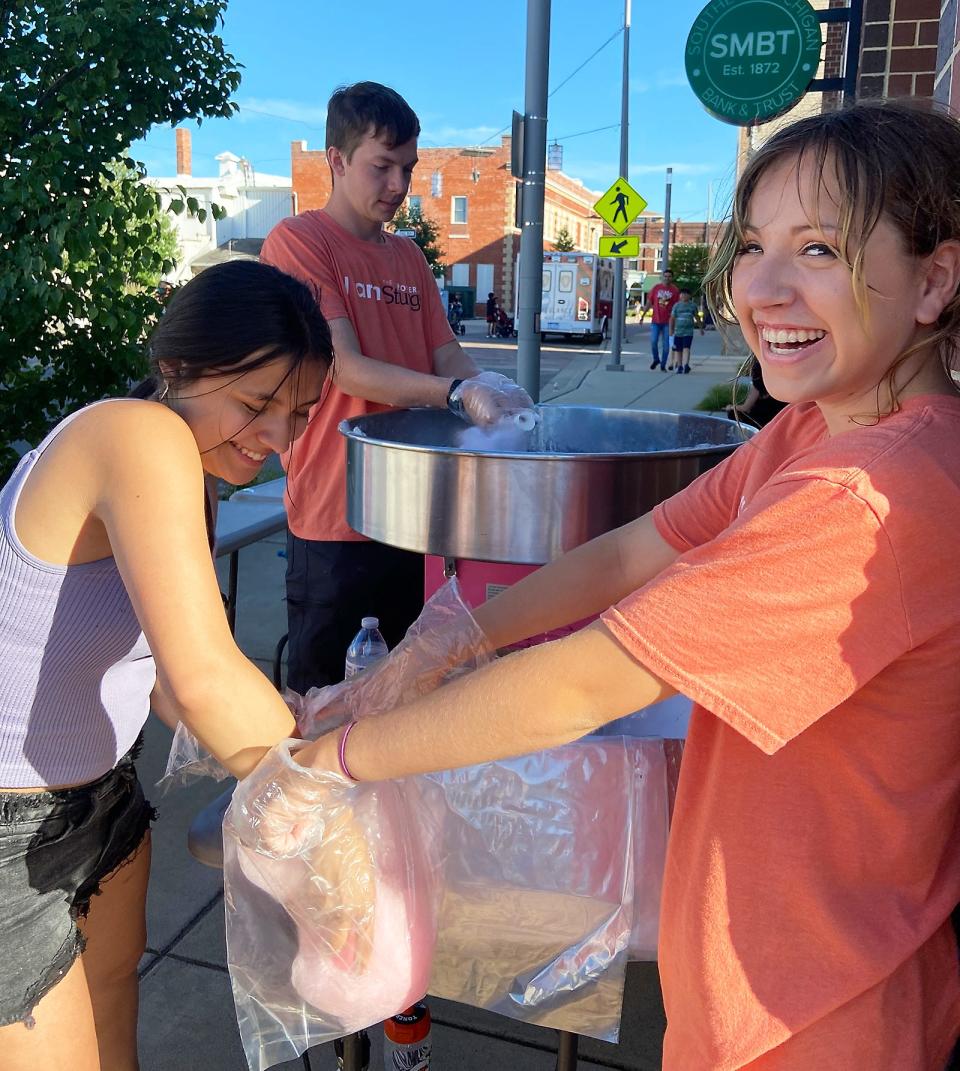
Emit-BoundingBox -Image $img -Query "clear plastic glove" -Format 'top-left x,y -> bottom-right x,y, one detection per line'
230,740 -> 376,962
235,739 -> 352,859
292,578 -> 495,741
449,370 -> 534,427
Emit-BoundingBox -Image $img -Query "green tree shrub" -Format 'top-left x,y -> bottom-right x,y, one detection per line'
553,226 -> 576,252
0,0 -> 242,478
391,204 -> 446,276
668,243 -> 710,298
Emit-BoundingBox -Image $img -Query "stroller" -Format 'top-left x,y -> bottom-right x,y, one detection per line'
494,308 -> 516,338
447,300 -> 466,336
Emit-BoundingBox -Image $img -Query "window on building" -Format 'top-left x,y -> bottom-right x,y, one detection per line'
451,263 -> 470,286
408,195 -> 422,217
451,196 -> 468,224
431,171 -> 442,197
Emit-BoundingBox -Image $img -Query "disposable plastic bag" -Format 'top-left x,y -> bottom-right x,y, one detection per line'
425,737 -> 637,1041
219,579 -> 676,1068
159,719 -> 233,788
224,741 -> 440,1071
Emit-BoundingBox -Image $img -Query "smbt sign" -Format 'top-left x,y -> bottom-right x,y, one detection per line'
686,0 -> 823,126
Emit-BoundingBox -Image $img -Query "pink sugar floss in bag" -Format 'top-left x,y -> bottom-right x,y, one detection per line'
223,742 -> 439,1070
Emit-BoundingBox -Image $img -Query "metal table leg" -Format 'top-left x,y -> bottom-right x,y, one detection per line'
335,1030 -> 370,1071
556,1030 -> 579,1071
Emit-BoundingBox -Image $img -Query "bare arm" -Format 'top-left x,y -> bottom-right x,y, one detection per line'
472,510 -> 681,650
298,619 -> 675,781
433,337 -> 480,379
739,385 -> 761,414
91,403 -> 295,779
328,316 -> 457,408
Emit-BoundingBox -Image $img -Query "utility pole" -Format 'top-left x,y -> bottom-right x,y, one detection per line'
515,0 -> 551,403
660,167 -> 673,278
606,0 -> 631,372
706,179 -> 713,243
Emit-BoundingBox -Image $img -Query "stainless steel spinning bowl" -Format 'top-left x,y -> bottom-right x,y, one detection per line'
340,406 -> 753,565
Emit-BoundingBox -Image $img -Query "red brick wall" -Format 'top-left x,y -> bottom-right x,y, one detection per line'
291,141 -> 332,211
612,217 -> 722,275
175,128 -> 192,176
859,0 -> 939,98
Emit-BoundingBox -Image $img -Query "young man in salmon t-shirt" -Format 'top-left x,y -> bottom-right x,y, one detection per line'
261,82 -> 522,691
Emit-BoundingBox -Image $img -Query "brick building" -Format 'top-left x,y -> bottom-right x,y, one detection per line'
741,0 -> 946,162
289,135 -> 604,316
860,0 -> 940,97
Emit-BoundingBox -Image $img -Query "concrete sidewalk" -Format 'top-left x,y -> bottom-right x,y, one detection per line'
136,331 -> 749,1070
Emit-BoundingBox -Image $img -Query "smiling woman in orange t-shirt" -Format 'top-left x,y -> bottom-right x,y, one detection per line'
277,102 -> 960,1070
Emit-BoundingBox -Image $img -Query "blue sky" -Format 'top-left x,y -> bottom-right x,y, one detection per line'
132,0 -> 740,222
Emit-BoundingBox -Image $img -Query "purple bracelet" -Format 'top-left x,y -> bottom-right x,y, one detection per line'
337,720 -> 359,782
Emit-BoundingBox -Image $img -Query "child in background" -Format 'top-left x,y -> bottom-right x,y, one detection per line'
668,287 -> 703,373
277,102 -> 960,1069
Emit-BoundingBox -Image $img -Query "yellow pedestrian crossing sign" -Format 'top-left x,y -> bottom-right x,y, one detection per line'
594,177 -> 647,234
599,235 -> 640,258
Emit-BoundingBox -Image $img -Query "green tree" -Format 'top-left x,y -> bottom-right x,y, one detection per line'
391,204 -> 446,276
0,0 -> 242,478
668,243 -> 710,297
553,226 -> 576,252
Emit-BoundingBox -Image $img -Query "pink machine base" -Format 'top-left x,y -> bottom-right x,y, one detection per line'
424,556 -> 596,649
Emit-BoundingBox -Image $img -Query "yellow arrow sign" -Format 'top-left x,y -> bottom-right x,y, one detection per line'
599,235 -> 640,258
594,177 -> 647,234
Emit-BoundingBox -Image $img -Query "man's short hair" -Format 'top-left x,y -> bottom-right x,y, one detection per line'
326,82 -> 420,161
680,288 -> 691,296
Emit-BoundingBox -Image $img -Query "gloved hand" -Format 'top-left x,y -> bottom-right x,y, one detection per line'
291,579 -> 495,741
235,739 -> 355,858
229,739 -> 376,967
447,371 -> 534,427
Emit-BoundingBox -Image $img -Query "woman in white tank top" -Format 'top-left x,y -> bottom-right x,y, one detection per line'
0,260 -> 332,1069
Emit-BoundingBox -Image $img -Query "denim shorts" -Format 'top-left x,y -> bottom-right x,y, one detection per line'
0,739 -> 156,1027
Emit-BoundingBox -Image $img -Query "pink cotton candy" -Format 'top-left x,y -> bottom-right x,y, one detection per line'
234,802 -> 434,1033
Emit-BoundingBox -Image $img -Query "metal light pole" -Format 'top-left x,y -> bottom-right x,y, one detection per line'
516,0 -> 551,403
660,167 -> 673,275
606,0 -> 631,372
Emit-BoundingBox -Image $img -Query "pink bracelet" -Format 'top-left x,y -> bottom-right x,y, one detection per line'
337,720 -> 359,782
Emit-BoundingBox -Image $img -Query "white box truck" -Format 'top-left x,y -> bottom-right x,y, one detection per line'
517,251 -> 615,343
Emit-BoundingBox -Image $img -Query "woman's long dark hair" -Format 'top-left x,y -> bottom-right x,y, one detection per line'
130,259 -> 334,398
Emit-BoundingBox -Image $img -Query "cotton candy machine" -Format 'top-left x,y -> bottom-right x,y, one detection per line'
340,405 -> 753,564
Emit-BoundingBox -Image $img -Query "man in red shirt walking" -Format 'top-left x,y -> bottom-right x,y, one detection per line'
648,269 -> 680,370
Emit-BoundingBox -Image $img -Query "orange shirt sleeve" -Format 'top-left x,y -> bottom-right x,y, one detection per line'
602,474 -> 912,754
260,219 -> 349,324
652,440 -> 756,551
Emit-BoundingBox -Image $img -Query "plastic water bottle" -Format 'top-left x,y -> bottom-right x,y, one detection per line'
345,617 -> 389,678
383,1002 -> 431,1070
